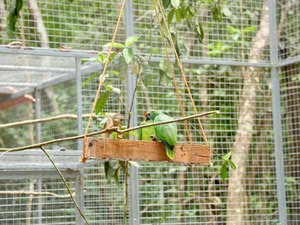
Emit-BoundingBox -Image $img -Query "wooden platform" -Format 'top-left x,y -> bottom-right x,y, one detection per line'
85,137 -> 211,165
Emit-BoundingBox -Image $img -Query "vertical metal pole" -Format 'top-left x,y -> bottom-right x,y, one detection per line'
75,57 -> 85,225
269,0 -> 287,224
76,57 -> 83,151
34,89 -> 43,224
124,1 -> 140,225
75,170 -> 85,225
35,89 -> 42,143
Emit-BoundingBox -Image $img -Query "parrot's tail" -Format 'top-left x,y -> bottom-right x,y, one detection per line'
162,141 -> 175,160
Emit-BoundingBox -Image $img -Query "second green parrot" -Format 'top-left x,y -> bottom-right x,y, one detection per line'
144,110 -> 177,159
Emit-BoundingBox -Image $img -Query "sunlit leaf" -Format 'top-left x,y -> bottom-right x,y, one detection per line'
95,90 -> 110,114
222,150 -> 232,161
122,48 -> 134,64
125,35 -> 140,47
228,159 -> 237,170
103,42 -> 125,49
171,0 -> 180,8
242,25 -> 257,33
222,6 -> 232,17
81,57 -> 101,64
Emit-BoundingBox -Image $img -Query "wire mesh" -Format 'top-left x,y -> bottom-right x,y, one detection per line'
134,0 -> 268,63
280,63 -> 300,225
277,0 -> 300,60
0,177 -> 77,225
136,64 -> 278,224
0,0 -> 299,224
0,0 -> 125,51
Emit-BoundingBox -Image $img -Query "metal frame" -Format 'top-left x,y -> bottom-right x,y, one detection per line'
125,0 -> 141,224
268,0 -> 287,224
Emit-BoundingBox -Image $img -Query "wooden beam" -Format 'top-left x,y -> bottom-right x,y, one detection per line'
86,138 -> 211,165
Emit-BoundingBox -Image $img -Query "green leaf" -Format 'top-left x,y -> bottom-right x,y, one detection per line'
95,90 -> 110,114
222,7 -> 232,17
125,35 -> 140,47
175,9 -> 182,23
168,8 -> 176,24
228,159 -> 236,170
114,166 -> 121,188
220,163 -> 229,181
81,57 -> 101,64
222,150 -> 232,161
104,161 -> 115,182
98,53 -> 106,63
171,0 -> 180,8
195,22 -> 204,43
162,0 -> 171,8
241,25 -> 257,33
158,212 -> 168,224
103,42 -> 125,49
103,52 -> 118,64
122,48 -> 134,64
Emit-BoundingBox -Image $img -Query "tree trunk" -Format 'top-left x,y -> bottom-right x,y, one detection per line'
27,0 -> 49,48
226,1 -> 269,224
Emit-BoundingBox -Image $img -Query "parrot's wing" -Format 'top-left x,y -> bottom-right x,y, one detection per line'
154,114 -> 177,147
138,120 -> 155,141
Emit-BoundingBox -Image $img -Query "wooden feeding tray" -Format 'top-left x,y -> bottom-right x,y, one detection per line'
85,137 -> 211,165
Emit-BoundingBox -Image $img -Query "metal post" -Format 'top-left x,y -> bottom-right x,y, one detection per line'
268,0 -> 288,224
34,89 -> 43,224
75,57 -> 83,151
75,170 -> 85,225
124,0 -> 140,224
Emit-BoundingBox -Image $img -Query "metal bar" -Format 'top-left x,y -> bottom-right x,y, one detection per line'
0,170 -> 79,179
37,179 -> 43,225
125,0 -> 140,224
76,57 -> 83,151
268,0 -> 288,224
0,46 -> 98,58
35,89 -> 42,144
35,89 -> 43,224
0,82 -> 37,87
276,55 -> 300,67
0,46 -> 272,67
271,67 -> 288,225
149,56 -> 272,67
75,170 -> 85,225
0,65 -> 74,73
36,73 -> 75,90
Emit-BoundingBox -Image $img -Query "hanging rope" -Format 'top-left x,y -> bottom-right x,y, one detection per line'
152,0 -> 192,144
155,0 -> 209,145
81,0 -> 127,163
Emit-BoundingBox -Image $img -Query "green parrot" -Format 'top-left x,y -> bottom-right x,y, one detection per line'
144,110 -> 177,159
138,120 -> 155,141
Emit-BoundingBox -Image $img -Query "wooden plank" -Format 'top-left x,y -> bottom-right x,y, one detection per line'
86,138 -> 211,165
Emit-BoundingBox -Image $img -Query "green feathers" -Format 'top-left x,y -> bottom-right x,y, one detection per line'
138,120 -> 155,141
145,110 -> 177,159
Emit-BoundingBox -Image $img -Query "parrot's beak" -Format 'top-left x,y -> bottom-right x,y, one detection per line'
144,112 -> 149,121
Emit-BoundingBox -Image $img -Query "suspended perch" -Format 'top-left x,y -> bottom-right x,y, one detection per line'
81,111 -> 218,165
